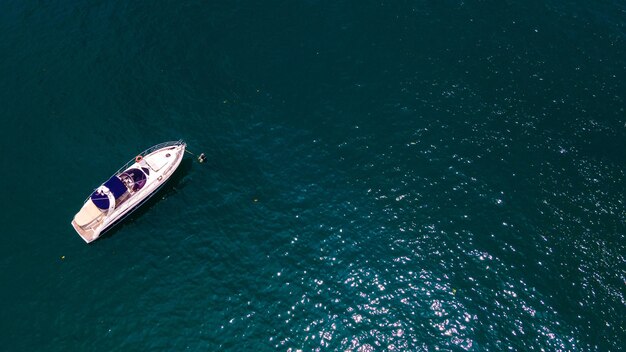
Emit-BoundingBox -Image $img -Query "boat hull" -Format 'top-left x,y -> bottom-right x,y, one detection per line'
71,141 -> 186,243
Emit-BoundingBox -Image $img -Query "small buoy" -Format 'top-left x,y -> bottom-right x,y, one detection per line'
253,198 -> 258,202
197,153 -> 206,163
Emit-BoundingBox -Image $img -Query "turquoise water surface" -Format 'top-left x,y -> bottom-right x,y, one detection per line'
0,1 -> 624,350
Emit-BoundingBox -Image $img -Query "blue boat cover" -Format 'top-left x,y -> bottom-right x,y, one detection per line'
90,176 -> 127,210
91,190 -> 109,209
104,175 -> 127,199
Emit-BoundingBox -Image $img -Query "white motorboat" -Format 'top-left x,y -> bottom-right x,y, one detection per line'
71,140 -> 186,243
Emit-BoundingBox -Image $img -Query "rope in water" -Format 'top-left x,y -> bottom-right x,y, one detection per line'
185,148 -> 206,163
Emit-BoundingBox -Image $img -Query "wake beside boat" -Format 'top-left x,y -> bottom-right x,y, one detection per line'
71,140 -> 186,243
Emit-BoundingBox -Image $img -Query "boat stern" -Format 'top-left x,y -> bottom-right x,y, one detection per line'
71,220 -> 100,243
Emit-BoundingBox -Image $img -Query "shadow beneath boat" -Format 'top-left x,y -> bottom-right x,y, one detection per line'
99,157 -> 194,241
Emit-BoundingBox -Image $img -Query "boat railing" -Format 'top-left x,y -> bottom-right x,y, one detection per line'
115,139 -> 185,175
139,140 -> 186,158
82,140 -> 185,203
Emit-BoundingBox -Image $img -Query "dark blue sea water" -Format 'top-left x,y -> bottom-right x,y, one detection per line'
0,0 -> 624,350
